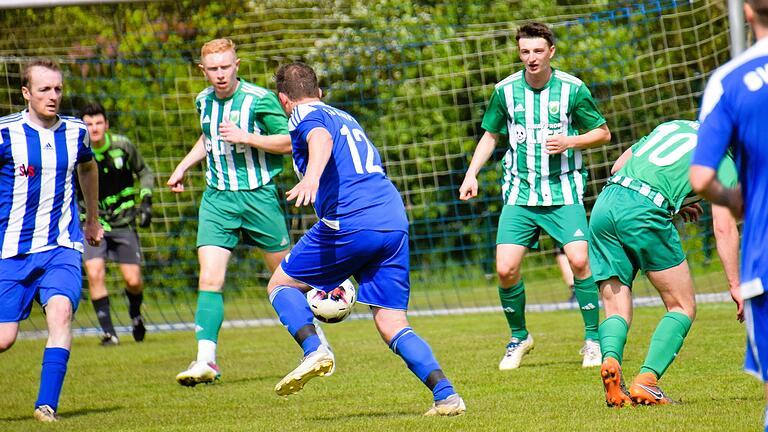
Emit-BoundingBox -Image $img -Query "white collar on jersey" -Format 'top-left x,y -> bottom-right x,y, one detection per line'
22,109 -> 63,131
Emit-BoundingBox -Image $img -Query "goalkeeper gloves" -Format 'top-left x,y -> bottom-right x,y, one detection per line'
138,195 -> 152,228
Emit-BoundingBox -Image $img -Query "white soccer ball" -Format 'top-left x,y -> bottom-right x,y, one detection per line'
306,279 -> 356,323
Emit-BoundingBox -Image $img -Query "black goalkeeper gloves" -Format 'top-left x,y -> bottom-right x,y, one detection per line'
138,195 -> 152,228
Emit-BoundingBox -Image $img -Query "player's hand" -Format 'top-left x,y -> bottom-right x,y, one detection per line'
459,175 -> 478,201
84,218 -> 104,247
730,284 -> 745,323
138,195 -> 152,228
167,167 -> 186,193
545,135 -> 570,154
219,119 -> 249,145
677,203 -> 703,223
286,178 -> 319,207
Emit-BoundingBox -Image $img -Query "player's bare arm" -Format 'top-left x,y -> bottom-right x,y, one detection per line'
77,159 -> 104,246
545,123 -> 611,154
167,135 -> 207,193
711,203 -> 743,322
218,119 -> 292,154
610,147 -> 633,174
286,127 -> 333,207
689,165 -> 744,218
459,131 -> 500,200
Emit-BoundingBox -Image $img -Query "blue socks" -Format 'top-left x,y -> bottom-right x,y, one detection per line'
35,347 -> 70,411
389,327 -> 455,401
270,286 -> 320,356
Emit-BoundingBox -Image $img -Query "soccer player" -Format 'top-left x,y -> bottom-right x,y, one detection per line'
0,59 -> 103,422
459,21 -> 611,369
80,101 -> 153,346
167,38 -> 294,386
593,120 -> 741,407
268,62 -> 465,416
690,0 -> 768,428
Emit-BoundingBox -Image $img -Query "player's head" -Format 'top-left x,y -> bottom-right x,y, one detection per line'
516,22 -> 556,78
81,101 -> 109,143
274,62 -> 321,115
199,38 -> 240,98
745,0 -> 768,30
21,58 -> 63,123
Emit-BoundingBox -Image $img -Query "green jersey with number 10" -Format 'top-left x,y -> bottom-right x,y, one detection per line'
612,120 -> 738,213
481,69 -> 607,207
196,79 -> 288,191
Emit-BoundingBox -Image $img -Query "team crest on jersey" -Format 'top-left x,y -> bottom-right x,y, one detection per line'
548,101 -> 560,115
229,111 -> 240,124
514,124 -> 527,143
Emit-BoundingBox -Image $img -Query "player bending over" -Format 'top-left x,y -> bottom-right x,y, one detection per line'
591,120 -> 741,407
267,62 -> 465,416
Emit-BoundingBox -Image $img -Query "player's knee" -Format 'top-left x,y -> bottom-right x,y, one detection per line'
124,276 -> 143,293
496,262 -> 521,285
0,334 -> 17,352
567,254 -> 590,275
199,272 -> 225,291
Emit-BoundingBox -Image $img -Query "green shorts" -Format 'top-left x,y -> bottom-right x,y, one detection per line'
496,204 -> 589,248
588,185 -> 685,288
197,185 -> 290,252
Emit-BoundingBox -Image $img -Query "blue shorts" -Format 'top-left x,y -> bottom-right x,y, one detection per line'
745,293 -> 768,381
0,247 -> 82,323
281,223 -> 410,310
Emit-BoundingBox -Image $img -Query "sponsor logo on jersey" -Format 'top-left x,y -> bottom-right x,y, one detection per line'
514,103 -> 525,112
202,115 -> 211,124
514,124 -> 527,144
16,164 -> 36,177
44,142 -> 54,150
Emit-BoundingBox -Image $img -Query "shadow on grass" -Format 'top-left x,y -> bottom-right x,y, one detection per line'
0,406 -> 122,422
307,410 -> 415,421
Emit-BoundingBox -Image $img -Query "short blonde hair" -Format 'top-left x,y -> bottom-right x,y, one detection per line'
201,38 -> 237,59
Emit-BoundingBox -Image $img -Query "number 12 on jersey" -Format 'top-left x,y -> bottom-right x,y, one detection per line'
340,124 -> 384,174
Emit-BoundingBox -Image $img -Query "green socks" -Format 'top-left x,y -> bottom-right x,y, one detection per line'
599,315 -> 628,363
195,291 -> 224,343
640,311 -> 692,379
499,280 -> 528,340
574,276 -> 600,341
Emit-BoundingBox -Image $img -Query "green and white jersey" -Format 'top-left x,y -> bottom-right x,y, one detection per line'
196,79 -> 288,191
611,120 -> 738,212
482,69 -> 606,206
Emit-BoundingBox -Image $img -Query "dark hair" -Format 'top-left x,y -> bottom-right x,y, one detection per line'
274,62 -> 320,100
81,101 -> 107,119
516,22 -> 555,47
22,58 -> 61,88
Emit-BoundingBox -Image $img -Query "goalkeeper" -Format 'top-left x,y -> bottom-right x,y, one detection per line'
80,101 -> 154,345
590,120 -> 741,407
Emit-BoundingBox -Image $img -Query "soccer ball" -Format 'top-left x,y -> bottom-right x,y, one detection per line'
306,280 -> 356,323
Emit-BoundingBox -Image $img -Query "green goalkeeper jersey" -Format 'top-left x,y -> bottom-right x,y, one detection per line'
482,69 -> 606,206
611,119 -> 738,212
196,79 -> 288,191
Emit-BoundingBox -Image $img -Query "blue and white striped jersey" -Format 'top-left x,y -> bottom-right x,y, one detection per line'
695,37 -> 768,290
0,110 -> 93,258
288,101 -> 408,232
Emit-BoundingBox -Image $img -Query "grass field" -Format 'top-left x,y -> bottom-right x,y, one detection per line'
2,302 -> 762,431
